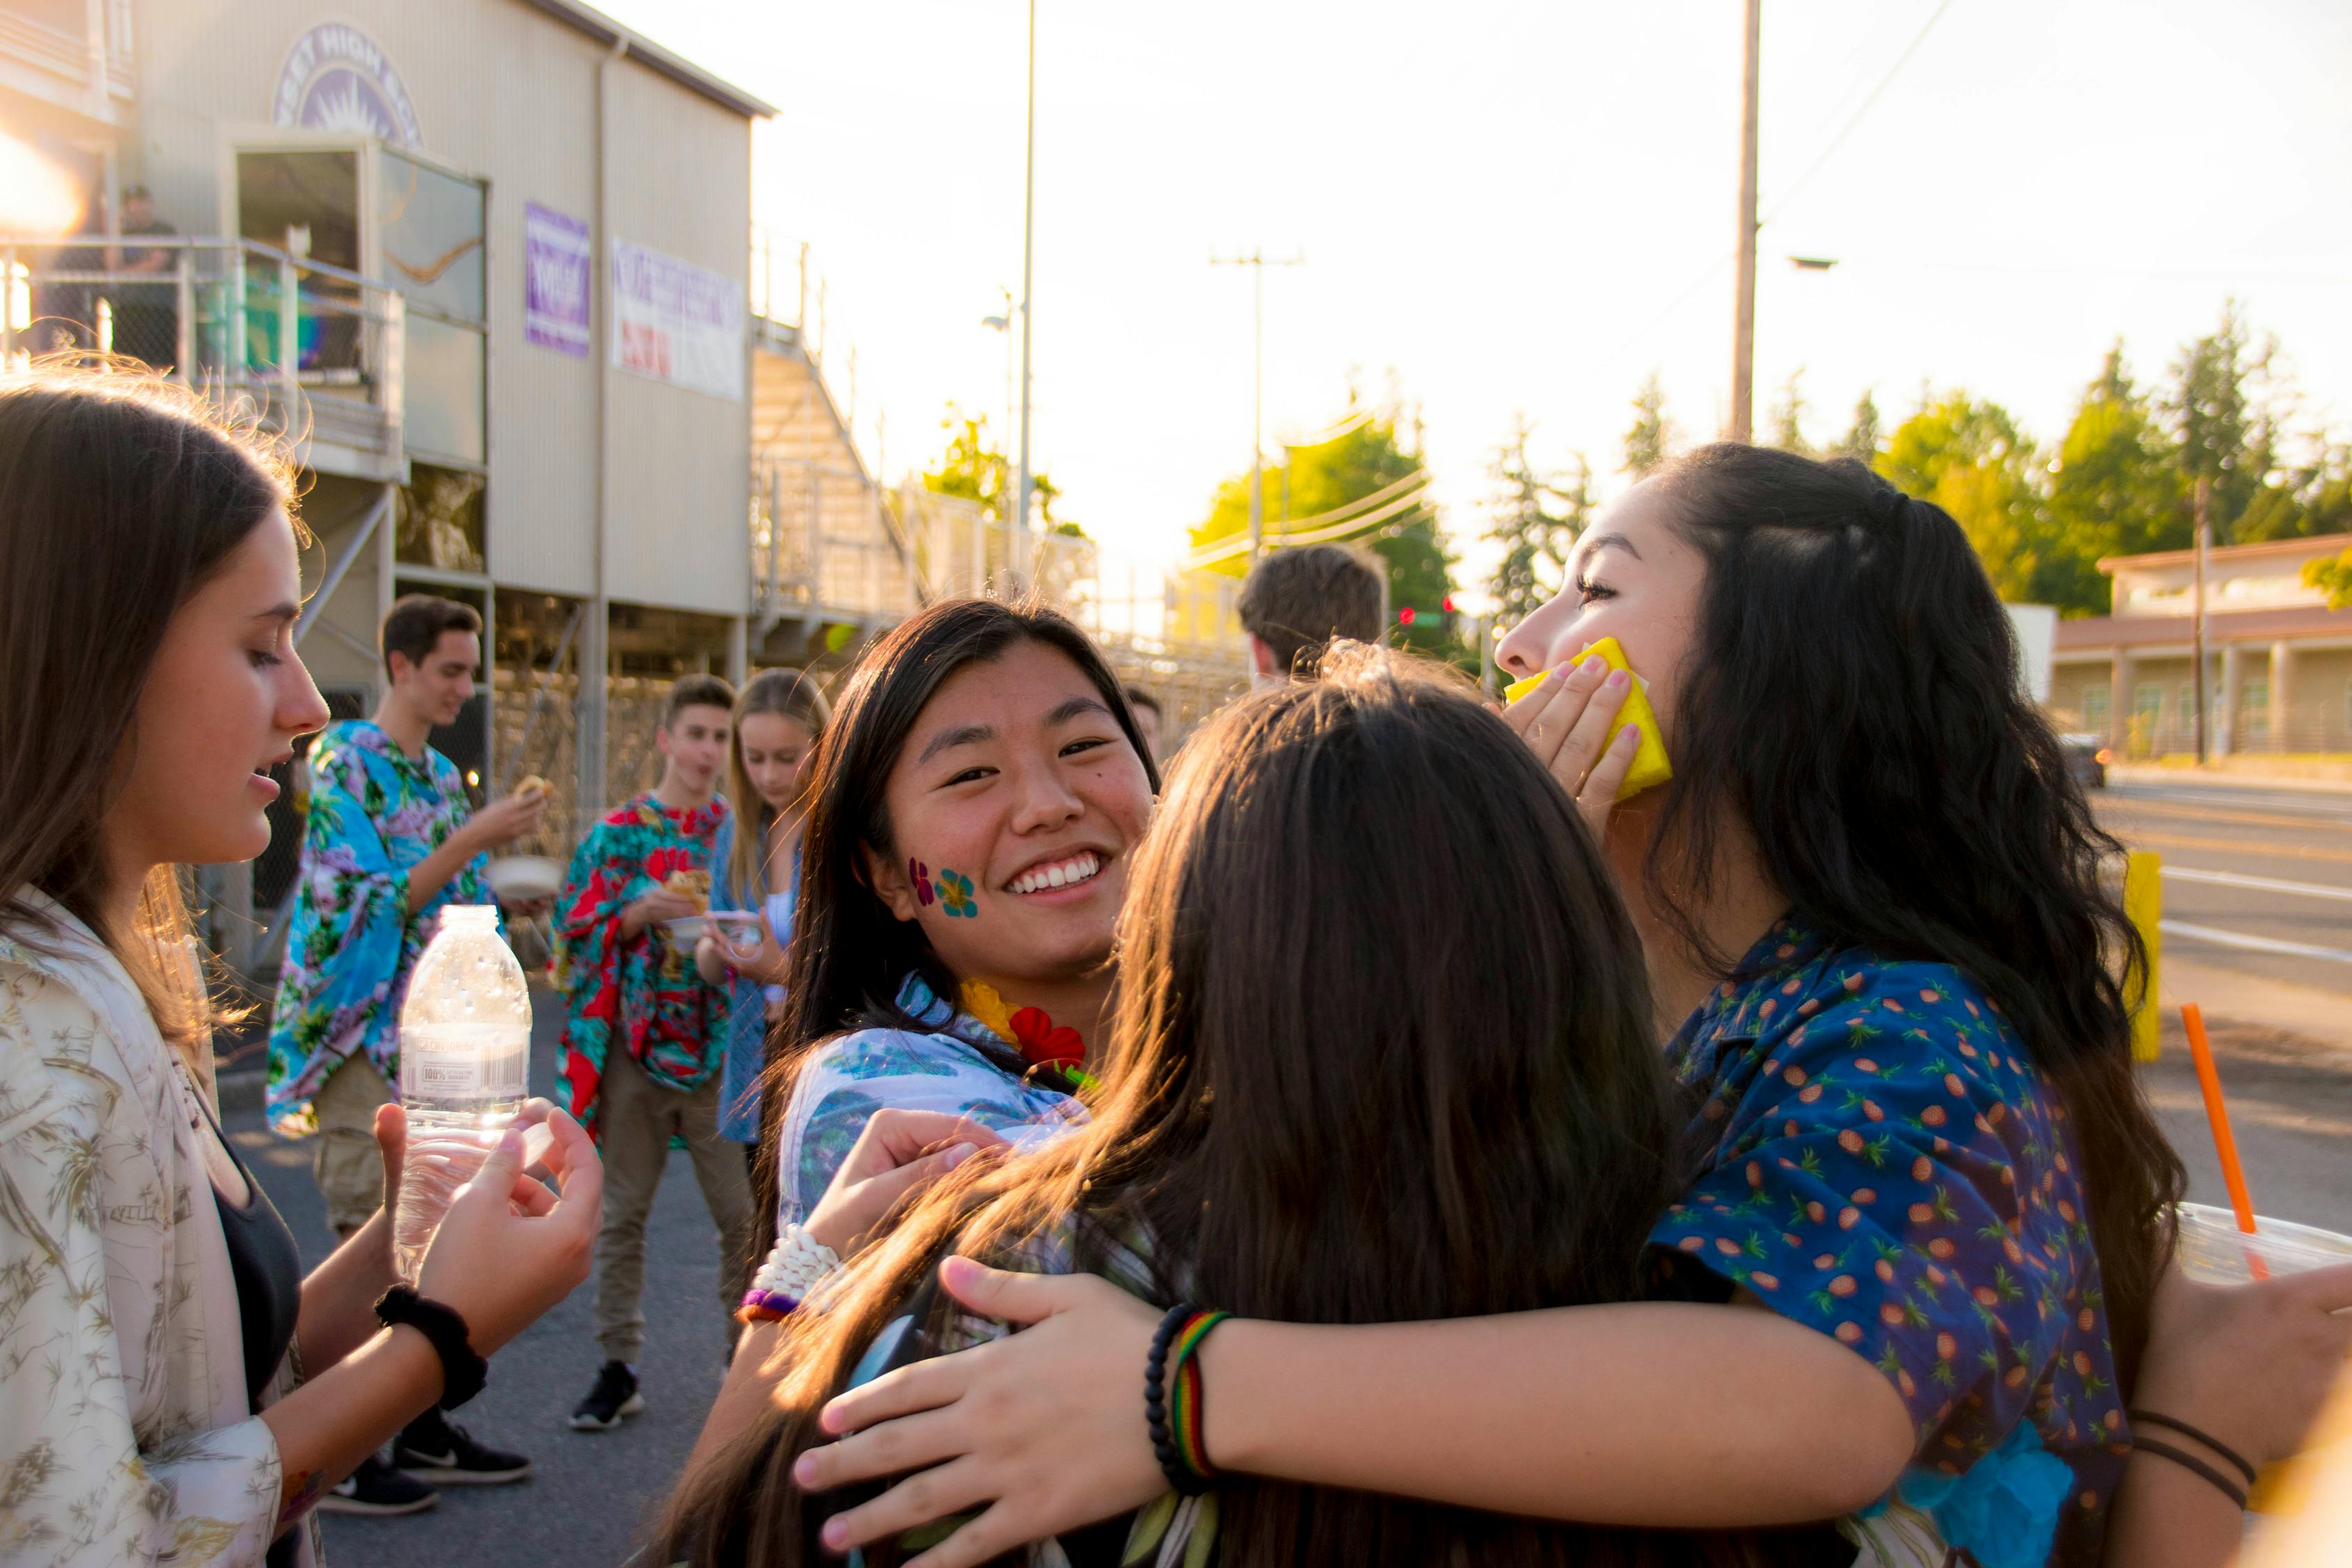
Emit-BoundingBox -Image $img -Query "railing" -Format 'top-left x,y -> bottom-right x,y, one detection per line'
0,1 -> 137,105
1,234 -> 405,475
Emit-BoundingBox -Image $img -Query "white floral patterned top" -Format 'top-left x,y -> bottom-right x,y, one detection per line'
0,893 -> 314,1567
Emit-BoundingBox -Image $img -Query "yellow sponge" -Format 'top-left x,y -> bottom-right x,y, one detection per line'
1504,636 -> 1673,801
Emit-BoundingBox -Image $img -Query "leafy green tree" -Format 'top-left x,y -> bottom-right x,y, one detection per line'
2305,547 -> 2352,609
1622,370 -> 1678,479
1192,397 -> 1459,656
2038,344 -> 2187,613
1768,369 -> 1811,456
1484,418 -> 1591,624
1839,390 -> 1882,465
1877,392 -> 2045,603
923,408 -> 1062,528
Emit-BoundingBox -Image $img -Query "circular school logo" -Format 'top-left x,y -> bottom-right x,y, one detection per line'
271,22 -> 423,149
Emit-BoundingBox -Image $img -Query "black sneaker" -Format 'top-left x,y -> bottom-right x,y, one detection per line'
568,1360 -> 645,1431
394,1407 -> 533,1484
318,1454 -> 438,1516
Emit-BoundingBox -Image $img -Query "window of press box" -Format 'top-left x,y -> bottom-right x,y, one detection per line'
403,312 -> 486,464
397,462 -> 486,573
378,151 -> 485,323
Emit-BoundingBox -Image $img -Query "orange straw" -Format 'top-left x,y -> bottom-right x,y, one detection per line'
2181,1002 -> 2270,1279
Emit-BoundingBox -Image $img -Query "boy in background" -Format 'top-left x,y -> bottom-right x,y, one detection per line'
268,593 -> 541,1511
1236,543 -> 1383,684
553,675 -> 753,1433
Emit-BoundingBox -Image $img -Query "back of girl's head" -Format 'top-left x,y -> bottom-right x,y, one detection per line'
0,367 -> 294,1047
1090,645 -> 1678,1329
668,647 -> 1755,1568
1650,441 -> 2183,1388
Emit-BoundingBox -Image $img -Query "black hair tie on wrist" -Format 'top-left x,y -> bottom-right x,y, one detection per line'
2127,1408 -> 2258,1489
2132,1437 -> 2250,1510
1145,1302 -> 1197,1496
374,1286 -> 489,1410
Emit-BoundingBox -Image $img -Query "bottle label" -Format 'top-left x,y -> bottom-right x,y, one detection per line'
410,1054 -> 485,1096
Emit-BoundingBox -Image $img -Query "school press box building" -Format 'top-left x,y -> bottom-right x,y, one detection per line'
1,0 -> 916,970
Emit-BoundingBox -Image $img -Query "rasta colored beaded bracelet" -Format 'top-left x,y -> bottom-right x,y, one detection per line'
1144,1303 -> 1231,1496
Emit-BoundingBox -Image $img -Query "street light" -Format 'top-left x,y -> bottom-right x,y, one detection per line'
983,289 -> 1015,498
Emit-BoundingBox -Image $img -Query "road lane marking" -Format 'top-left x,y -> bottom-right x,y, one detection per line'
2121,830 -> 2352,867
2107,804 -> 2352,841
2162,866 -> 2352,903
2160,920 -> 2352,966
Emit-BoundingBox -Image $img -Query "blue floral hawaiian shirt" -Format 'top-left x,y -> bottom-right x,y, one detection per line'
266,721 -> 493,1134
771,975 -> 1086,1238
1649,917 -> 2127,1567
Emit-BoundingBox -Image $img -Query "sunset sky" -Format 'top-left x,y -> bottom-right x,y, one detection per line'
599,0 -> 2352,598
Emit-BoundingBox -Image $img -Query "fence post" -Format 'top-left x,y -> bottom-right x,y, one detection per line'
174,249 -> 194,384
227,245 -> 247,388
2123,850 -> 2162,1063
276,251 -> 298,415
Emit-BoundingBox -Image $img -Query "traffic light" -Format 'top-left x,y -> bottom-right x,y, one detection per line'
1442,594 -> 1456,613
1397,606 -> 1417,627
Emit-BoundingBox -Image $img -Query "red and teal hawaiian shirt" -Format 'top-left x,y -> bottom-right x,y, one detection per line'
553,794 -> 729,1139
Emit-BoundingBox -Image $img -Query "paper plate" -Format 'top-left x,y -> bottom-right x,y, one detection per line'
484,855 -> 562,903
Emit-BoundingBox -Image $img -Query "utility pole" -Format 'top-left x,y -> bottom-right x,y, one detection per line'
1730,0 -> 1762,443
2192,473 -> 2211,764
1013,0 -> 1038,592
1211,249 -> 1303,560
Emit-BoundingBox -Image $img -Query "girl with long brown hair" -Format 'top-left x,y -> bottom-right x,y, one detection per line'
0,367 -> 600,1567
658,649 -> 1785,1568
695,668 -> 832,1146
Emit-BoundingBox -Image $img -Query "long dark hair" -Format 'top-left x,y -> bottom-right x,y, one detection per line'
0,365 -> 297,1063
753,599 -> 1160,1241
1647,442 -> 2183,1391
659,650 -> 1763,1568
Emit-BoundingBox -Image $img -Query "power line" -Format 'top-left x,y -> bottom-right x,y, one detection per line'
1760,0 -> 1958,229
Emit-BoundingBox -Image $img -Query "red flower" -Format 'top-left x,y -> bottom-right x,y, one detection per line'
644,847 -> 696,884
1009,1006 -> 1084,1069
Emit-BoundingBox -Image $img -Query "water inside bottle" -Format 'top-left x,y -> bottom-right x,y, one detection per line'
392,906 -> 533,1283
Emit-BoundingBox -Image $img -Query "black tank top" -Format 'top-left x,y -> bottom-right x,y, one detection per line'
201,1100 -> 302,1408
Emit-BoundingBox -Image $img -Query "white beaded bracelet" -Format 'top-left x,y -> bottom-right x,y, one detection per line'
739,1223 -> 842,1320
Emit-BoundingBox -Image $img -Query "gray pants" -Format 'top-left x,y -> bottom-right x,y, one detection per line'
590,1047 -> 756,1363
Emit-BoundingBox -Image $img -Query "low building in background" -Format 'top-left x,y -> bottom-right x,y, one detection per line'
2048,532 -> 2352,764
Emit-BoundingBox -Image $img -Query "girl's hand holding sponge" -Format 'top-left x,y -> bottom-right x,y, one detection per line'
1504,636 -> 1673,802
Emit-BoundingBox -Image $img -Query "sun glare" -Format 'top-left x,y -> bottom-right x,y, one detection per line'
0,132 -> 85,236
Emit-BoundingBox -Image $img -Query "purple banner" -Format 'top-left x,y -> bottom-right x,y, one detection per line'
524,203 -> 591,358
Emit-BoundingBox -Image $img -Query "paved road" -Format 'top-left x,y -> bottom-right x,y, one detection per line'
2093,777 -> 2352,994
2092,776 -> 2352,1238
226,989 -> 732,1568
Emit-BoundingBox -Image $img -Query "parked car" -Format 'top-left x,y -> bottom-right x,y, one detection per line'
2057,732 -> 2109,790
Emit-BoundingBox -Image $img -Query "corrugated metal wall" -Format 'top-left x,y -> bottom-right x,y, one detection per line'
129,0 -> 753,613
601,61 -> 752,616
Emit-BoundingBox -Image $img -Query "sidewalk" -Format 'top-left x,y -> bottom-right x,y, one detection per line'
2155,953 -> 2352,1059
2108,761 -> 2352,794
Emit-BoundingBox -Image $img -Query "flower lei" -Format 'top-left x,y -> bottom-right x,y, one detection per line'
958,981 -> 1097,1094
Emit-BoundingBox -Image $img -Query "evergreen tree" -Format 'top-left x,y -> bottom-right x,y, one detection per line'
1622,370 -> 1677,479
2038,344 -> 2187,613
1483,419 -> 1590,624
1767,369 -> 1811,455
1839,390 -> 1882,466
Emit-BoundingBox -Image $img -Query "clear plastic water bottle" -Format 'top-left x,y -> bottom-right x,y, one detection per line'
392,905 -> 532,1284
